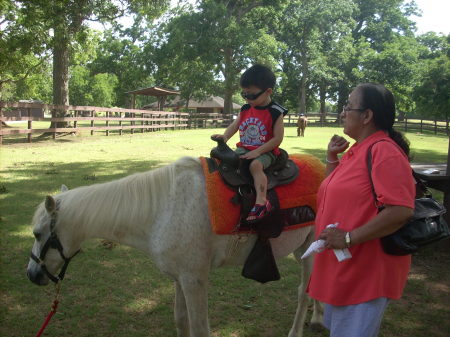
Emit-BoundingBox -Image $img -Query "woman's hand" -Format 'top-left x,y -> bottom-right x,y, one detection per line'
328,134 -> 350,157
318,227 -> 348,249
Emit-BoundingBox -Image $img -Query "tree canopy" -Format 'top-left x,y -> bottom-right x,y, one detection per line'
1,0 -> 449,119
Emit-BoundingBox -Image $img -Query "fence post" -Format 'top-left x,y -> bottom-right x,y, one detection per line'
404,117 -> 407,132
420,119 -> 423,134
91,111 -> 94,135
0,105 -> 2,145
74,110 -> 78,131
106,111 -> 110,136
27,107 -> 32,143
119,112 -> 123,135
434,119 -> 437,135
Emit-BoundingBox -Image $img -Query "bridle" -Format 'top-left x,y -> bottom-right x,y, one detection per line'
30,209 -> 80,284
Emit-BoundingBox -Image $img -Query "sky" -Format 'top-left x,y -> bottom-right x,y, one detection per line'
92,0 -> 450,36
412,0 -> 450,35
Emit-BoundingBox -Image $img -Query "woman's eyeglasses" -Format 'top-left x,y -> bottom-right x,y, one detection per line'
343,104 -> 366,112
241,89 -> 266,100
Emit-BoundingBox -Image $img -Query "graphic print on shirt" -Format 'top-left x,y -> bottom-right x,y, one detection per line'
239,117 -> 268,147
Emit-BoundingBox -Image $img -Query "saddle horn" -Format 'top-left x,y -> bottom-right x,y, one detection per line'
210,136 -> 240,168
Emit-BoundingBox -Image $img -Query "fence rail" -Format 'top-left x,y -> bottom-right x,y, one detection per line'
285,113 -> 449,135
1,102 -> 448,144
0,102 -> 189,144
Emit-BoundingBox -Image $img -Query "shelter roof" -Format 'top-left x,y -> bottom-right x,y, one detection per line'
145,96 -> 241,110
126,86 -> 180,97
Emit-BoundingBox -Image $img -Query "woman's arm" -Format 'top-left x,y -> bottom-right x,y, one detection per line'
211,115 -> 240,143
319,205 -> 414,249
325,135 -> 350,176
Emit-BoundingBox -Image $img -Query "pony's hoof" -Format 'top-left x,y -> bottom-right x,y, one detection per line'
309,321 -> 326,332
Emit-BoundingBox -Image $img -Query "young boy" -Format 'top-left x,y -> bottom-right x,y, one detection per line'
212,64 -> 288,222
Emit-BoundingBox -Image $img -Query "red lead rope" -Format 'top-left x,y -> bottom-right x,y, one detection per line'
35,283 -> 61,337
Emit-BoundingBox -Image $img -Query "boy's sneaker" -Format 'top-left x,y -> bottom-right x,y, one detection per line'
246,200 -> 273,222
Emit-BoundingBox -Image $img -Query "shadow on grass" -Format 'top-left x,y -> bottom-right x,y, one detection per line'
1,154 -> 449,337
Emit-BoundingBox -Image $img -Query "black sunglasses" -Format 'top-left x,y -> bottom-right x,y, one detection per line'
241,89 -> 266,100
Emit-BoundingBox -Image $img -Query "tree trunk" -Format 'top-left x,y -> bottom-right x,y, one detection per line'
319,83 -> 326,122
223,47 -> 234,115
337,82 -> 348,114
298,52 -> 308,115
298,75 -> 307,115
51,24 -> 70,128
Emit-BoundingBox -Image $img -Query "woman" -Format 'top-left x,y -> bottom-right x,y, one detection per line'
307,83 -> 415,337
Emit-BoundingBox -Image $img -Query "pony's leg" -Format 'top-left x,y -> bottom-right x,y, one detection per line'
179,273 -> 210,337
174,281 -> 190,337
310,299 -> 324,328
287,230 -> 315,337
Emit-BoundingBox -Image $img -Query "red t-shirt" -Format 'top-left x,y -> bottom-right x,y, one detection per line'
307,131 -> 415,305
236,102 -> 288,155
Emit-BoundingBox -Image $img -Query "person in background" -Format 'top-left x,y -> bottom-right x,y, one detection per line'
307,83 -> 415,337
211,64 -> 288,222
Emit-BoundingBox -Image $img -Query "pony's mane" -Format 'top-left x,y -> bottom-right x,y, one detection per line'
46,156 -> 200,240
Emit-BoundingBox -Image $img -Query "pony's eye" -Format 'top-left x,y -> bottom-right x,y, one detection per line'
33,232 -> 41,241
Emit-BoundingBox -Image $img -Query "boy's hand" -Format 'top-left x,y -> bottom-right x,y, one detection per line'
240,149 -> 261,160
211,134 -> 227,142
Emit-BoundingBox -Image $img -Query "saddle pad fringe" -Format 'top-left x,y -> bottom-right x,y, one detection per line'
200,153 -> 325,235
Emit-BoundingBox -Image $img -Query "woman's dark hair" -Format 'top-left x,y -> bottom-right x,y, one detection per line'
240,64 -> 276,90
356,83 -> 411,159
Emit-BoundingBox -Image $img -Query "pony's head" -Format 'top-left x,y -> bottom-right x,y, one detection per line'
27,185 -> 81,285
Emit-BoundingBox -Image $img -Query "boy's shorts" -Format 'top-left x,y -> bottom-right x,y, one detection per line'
235,147 -> 277,169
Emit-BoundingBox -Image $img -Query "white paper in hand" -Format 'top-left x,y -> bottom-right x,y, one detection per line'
301,239 -> 326,259
301,223 -> 352,262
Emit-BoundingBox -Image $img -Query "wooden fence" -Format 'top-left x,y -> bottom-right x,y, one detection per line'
0,102 -> 189,144
285,113 -> 449,135
1,102 -> 448,144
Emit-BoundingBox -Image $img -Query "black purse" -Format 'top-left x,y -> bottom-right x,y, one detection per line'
367,143 -> 450,255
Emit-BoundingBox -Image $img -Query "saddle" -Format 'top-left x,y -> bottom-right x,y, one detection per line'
209,137 -> 300,283
210,137 -> 299,190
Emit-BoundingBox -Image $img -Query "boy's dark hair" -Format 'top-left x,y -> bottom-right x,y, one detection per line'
240,64 -> 276,90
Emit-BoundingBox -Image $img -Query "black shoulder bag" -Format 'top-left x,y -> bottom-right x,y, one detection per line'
367,143 -> 450,255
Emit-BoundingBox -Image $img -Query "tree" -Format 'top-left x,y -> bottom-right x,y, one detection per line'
154,0 -> 284,114
2,0 -> 168,126
0,1 -> 50,100
276,0 -> 355,115
334,0 -> 419,111
89,27 -> 154,108
413,33 -> 450,120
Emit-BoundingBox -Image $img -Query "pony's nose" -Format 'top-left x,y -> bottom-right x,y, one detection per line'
27,268 -> 49,286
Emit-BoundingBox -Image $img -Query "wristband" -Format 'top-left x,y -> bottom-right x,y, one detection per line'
326,157 -> 339,164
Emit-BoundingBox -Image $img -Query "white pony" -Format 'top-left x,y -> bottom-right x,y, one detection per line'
27,156 -> 323,337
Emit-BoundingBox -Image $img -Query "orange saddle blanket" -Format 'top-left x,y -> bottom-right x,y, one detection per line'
200,153 -> 325,235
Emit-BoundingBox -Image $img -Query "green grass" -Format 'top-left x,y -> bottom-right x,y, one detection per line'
1,127 -> 449,337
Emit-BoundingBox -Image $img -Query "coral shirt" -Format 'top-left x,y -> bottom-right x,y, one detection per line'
236,102 -> 288,155
307,131 -> 415,306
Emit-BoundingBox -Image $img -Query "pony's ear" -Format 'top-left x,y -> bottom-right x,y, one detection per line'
45,196 -> 56,214
61,184 -> 69,192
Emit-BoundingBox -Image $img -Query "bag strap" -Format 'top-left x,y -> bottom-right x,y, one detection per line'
366,141 -> 385,212
366,140 -> 430,211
